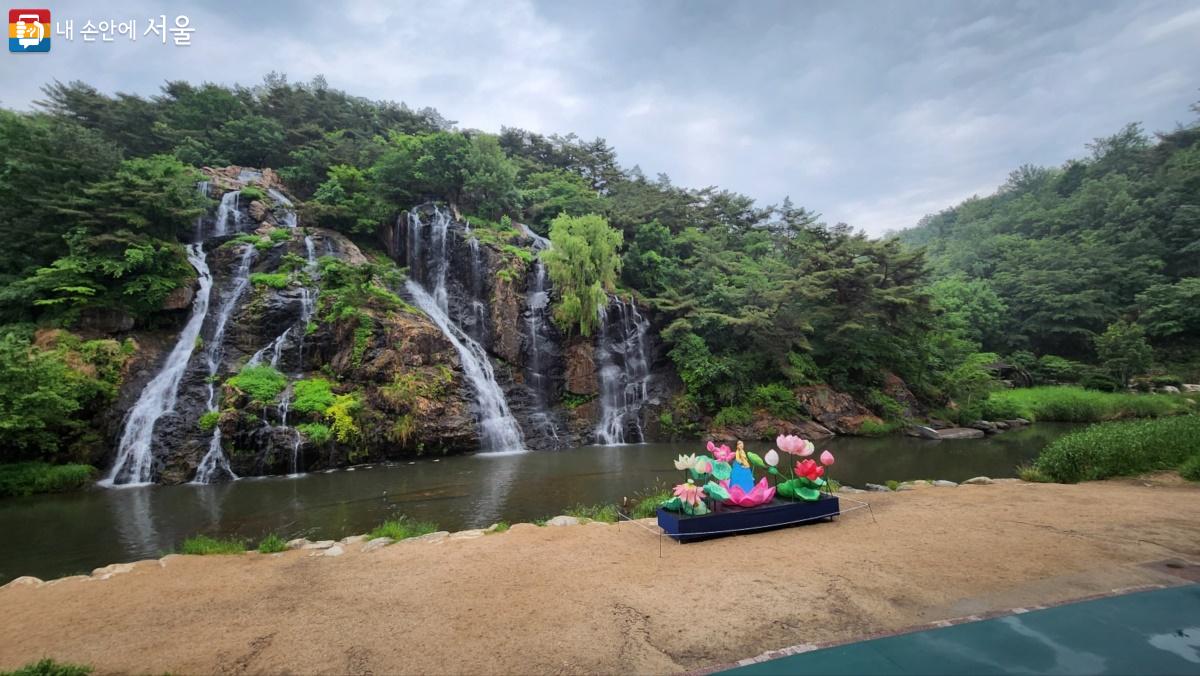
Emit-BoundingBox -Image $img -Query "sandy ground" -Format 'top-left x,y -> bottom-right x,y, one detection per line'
2,476 -> 1199,675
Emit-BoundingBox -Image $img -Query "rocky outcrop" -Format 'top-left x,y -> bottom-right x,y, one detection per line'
564,338 -> 598,396
794,385 -> 883,434
490,265 -> 524,365
881,372 -> 921,418
935,427 -> 986,440
203,166 -> 284,192
160,284 -> 195,311
710,412 -> 833,442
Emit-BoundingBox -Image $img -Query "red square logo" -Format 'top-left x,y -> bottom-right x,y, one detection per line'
9,8 -> 49,23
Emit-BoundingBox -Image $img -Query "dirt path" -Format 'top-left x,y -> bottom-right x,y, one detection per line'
2,477 -> 1199,675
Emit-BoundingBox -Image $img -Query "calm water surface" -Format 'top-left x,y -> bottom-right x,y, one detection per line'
0,424 -> 1077,583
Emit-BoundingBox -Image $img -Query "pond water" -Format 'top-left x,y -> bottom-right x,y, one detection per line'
0,424 -> 1078,583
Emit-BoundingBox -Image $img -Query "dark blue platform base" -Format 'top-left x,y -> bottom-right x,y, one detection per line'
657,494 -> 840,542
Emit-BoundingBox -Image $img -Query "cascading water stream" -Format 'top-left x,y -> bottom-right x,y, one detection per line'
102,245 -> 213,486
192,244 -> 256,484
405,207 -> 525,454
594,297 -> 652,445
523,259 -> 562,443
241,195 -> 312,475
213,190 -> 240,237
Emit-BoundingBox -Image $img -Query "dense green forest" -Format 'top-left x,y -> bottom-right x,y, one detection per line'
899,107 -> 1200,390
0,74 -> 1197,464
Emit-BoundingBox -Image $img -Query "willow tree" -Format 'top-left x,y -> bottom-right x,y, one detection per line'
542,213 -> 623,336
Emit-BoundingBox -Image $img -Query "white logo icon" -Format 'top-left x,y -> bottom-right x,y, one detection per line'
15,14 -> 45,48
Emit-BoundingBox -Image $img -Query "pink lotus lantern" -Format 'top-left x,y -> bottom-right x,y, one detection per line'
776,434 -> 815,456
707,440 -> 734,463
723,477 -> 777,507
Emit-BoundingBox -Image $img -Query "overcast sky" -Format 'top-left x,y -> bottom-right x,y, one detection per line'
3,0 -> 1197,234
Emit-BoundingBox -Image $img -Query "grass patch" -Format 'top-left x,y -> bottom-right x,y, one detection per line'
487,521 -> 510,534
366,517 -> 438,541
240,185 -> 267,202
982,386 -> 1186,423
0,463 -> 96,498
857,419 -> 904,436
268,227 -> 292,243
628,490 -> 672,519
1016,462 -> 1053,483
292,378 -> 335,415
296,422 -> 332,443
1034,415 -> 1200,483
885,479 -> 900,491
1,659 -> 94,676
563,503 -> 619,523
249,272 -> 290,289
180,534 -> 245,555
198,410 -> 221,432
226,364 -> 287,404
257,533 -> 288,553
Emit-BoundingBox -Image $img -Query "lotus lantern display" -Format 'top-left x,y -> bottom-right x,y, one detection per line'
655,438 -> 842,541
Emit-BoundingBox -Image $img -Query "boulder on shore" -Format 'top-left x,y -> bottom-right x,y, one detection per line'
935,427 -> 986,440
906,425 -> 941,440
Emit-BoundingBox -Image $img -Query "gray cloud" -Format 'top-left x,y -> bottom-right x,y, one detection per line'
3,0 -> 1197,234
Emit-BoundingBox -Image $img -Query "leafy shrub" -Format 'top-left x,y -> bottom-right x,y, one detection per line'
296,422 -> 332,443
750,383 -> 799,418
226,365 -> 287,404
197,410 -> 221,431
1180,454 -> 1200,482
0,462 -> 96,497
3,659 -> 94,676
713,404 -> 753,428
249,272 -> 289,289
0,333 -> 128,459
367,517 -> 438,541
268,227 -> 292,243
1033,355 -> 1083,384
864,389 -> 907,420
885,479 -> 900,491
563,503 -> 618,523
325,393 -> 362,443
1034,416 -> 1200,482
292,378 -> 335,415
257,533 -> 288,553
1078,369 -> 1121,392
1151,375 -> 1183,388
180,534 -> 245,555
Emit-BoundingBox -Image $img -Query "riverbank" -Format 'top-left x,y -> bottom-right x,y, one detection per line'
3,476 -> 1199,675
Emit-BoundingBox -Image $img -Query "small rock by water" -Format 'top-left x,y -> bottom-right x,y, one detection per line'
361,537 -> 394,553
962,476 -> 994,485
932,480 -> 958,487
405,531 -> 449,544
936,427 -> 986,440
545,515 -> 581,526
865,483 -> 890,492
